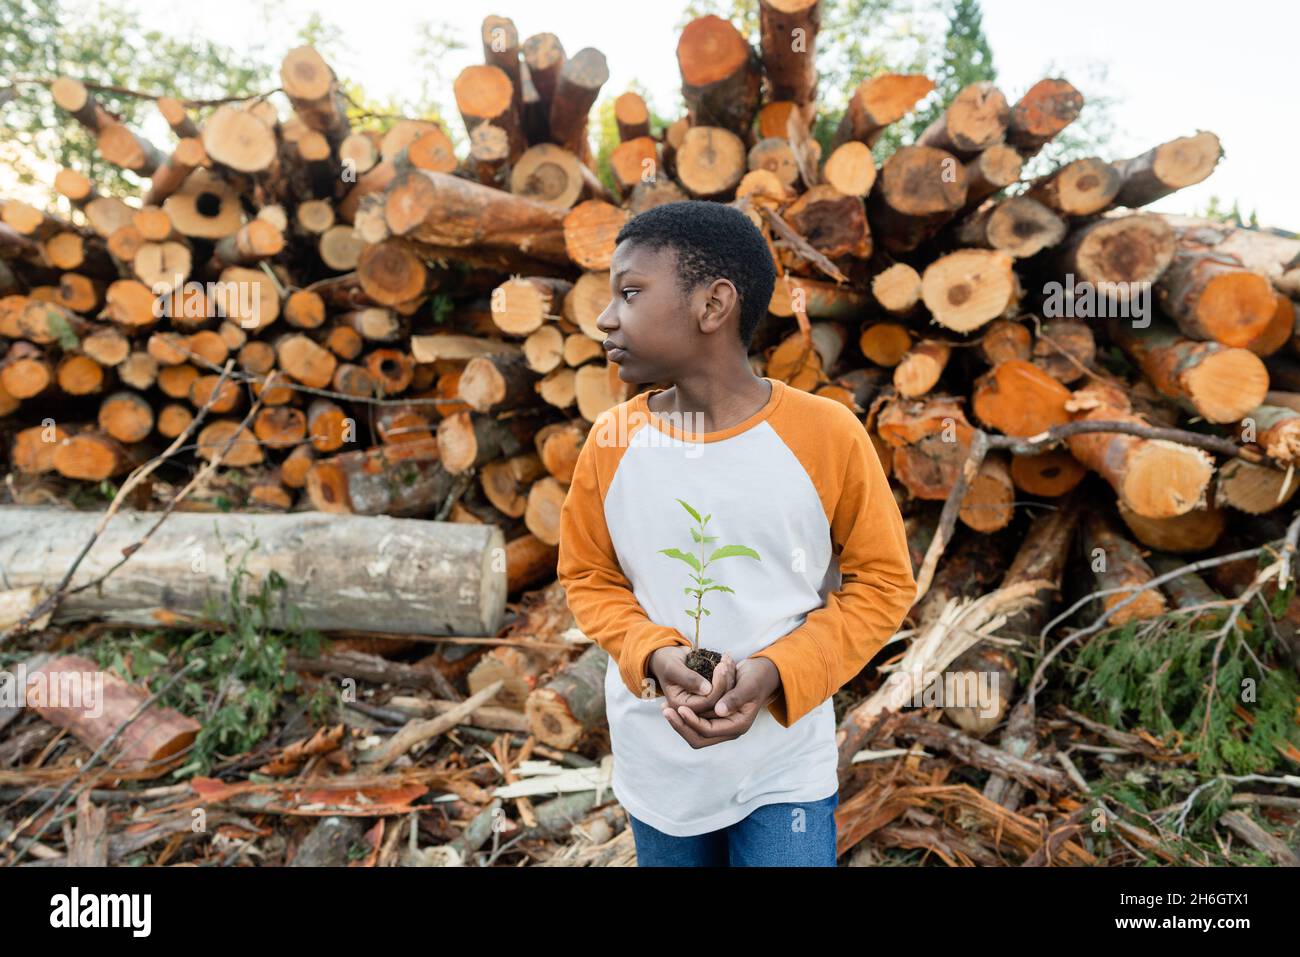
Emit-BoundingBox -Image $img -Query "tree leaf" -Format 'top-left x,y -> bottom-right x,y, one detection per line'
658,547 -> 701,572
675,498 -> 702,523
703,584 -> 735,595
708,545 -> 761,562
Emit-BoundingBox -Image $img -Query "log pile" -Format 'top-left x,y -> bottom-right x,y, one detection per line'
2,8 -> 1299,868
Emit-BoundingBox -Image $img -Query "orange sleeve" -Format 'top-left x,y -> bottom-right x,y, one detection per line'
556,417 -> 694,700
752,416 -> 917,728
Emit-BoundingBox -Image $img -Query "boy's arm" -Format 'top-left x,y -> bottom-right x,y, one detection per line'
752,419 -> 916,728
556,426 -> 693,700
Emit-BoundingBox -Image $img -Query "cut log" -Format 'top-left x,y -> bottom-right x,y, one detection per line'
1156,248 -> 1278,347
1006,78 -> 1082,157
1022,157 -> 1120,217
1054,212 -> 1176,288
1112,131 -> 1223,208
1080,509 -> 1168,623
971,359 -> 1071,435
525,642 -> 608,748
953,196 -> 1065,258
921,249 -> 1018,332
832,73 -> 933,149
916,81 -> 1010,159
868,146 -> 969,253
306,443 -> 453,517
0,508 -> 505,634
677,16 -> 760,138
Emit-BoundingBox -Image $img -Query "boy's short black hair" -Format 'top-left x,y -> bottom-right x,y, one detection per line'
614,200 -> 776,349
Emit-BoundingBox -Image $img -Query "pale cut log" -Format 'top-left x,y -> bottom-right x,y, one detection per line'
921,249 -> 1018,332
156,96 -> 198,138
96,121 -> 167,176
979,319 -> 1031,365
960,144 -> 1023,211
163,168 -> 242,239
280,45 -> 350,146
1064,382 -> 1213,518
893,340 -> 950,397
526,643 -> 609,748
459,353 -> 542,413
916,81 -> 1010,159
436,409 -> 531,473
524,324 -> 565,372
871,263 -> 921,315
1022,157 -> 1120,217
748,137 -> 800,191
954,196 -> 1065,258
675,126 -> 747,198
202,104 -> 278,173
1243,405 -> 1300,464
0,508 -> 504,635
1080,509 -> 1168,623
50,76 -> 112,131
868,146 -> 969,253
1054,212 -> 1176,291
1214,458 -> 1300,514
522,32 -> 566,143
1112,131 -> 1222,208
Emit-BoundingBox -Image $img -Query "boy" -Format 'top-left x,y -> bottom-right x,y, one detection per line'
556,200 -> 916,866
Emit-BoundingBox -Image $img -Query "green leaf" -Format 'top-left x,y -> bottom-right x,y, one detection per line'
675,498 -> 702,523
708,545 -> 761,562
703,584 -> 735,595
658,547 -> 701,573
703,513 -> 711,524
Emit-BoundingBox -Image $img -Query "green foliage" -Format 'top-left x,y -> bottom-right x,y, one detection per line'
88,541 -> 325,778
659,497 -> 760,650
1197,194 -> 1260,229
1066,584 -> 1300,777
897,0 -> 996,146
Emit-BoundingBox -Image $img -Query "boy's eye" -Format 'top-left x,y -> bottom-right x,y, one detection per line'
621,289 -> 638,301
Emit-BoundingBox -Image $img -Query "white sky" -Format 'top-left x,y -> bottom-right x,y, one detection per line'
34,0 -> 1300,231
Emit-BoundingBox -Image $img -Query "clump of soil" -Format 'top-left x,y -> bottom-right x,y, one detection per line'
684,648 -> 722,683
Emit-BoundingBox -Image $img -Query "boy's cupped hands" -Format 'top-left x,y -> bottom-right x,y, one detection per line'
648,647 -> 781,748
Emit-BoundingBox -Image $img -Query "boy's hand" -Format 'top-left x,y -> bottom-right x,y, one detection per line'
647,647 -> 737,718
661,657 -> 781,748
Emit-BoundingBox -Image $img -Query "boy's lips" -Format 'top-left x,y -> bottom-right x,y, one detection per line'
604,343 -> 629,361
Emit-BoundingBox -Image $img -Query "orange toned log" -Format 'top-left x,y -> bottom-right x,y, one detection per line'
1,342 -> 54,399
253,406 -> 307,448
868,146 -> 969,253
563,200 -> 629,271
117,352 -> 157,391
196,419 -> 263,467
972,359 -> 1071,436
307,399 -> 350,453
1244,294 -> 1294,358
12,423 -> 69,474
1022,157 -> 1120,217
1009,448 -> 1086,497
1006,79 -> 1083,158
81,328 -> 130,367
365,348 -> 414,394
676,16 -> 758,138
283,289 -> 326,330
1156,248 -> 1278,348
103,279 -> 158,330
355,240 -> 427,306
98,391 -> 154,442
767,274 -> 870,320
281,443 -> 316,489
156,363 -> 199,399
758,0 -> 820,125
482,452 -> 548,518
157,403 -> 193,439
916,81 -> 1009,159
859,321 -> 912,367
185,329 -> 228,366
276,334 -> 337,389
506,532 -> 560,595
921,249 -> 1018,332
305,443 -> 453,516
56,354 -> 105,396
958,452 -> 1014,532
214,219 -> 284,266
1108,317 -> 1269,423
453,64 -> 527,162
375,404 -> 433,446
524,475 -> 568,546
832,73 -> 934,149
238,340 -> 276,376
325,326 -> 365,361
27,654 -> 200,774
549,47 -> 609,161
188,374 -> 241,414
53,430 -> 146,480
1112,132 -> 1223,209
891,431 -> 973,501
1117,500 -> 1225,554
1065,383 -> 1214,518
1080,510 -> 1168,623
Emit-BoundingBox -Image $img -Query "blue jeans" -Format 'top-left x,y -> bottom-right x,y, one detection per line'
627,791 -> 839,866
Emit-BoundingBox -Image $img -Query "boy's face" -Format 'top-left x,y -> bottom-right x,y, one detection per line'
597,239 -> 739,384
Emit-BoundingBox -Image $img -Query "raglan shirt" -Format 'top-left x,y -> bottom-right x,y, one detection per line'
555,377 -> 917,837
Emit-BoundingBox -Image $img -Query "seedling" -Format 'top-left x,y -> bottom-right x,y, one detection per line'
658,497 -> 761,682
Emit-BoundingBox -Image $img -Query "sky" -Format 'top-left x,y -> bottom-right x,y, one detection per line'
24,0 -> 1300,230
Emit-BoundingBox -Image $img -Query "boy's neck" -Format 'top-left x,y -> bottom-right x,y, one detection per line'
647,372 -> 773,434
